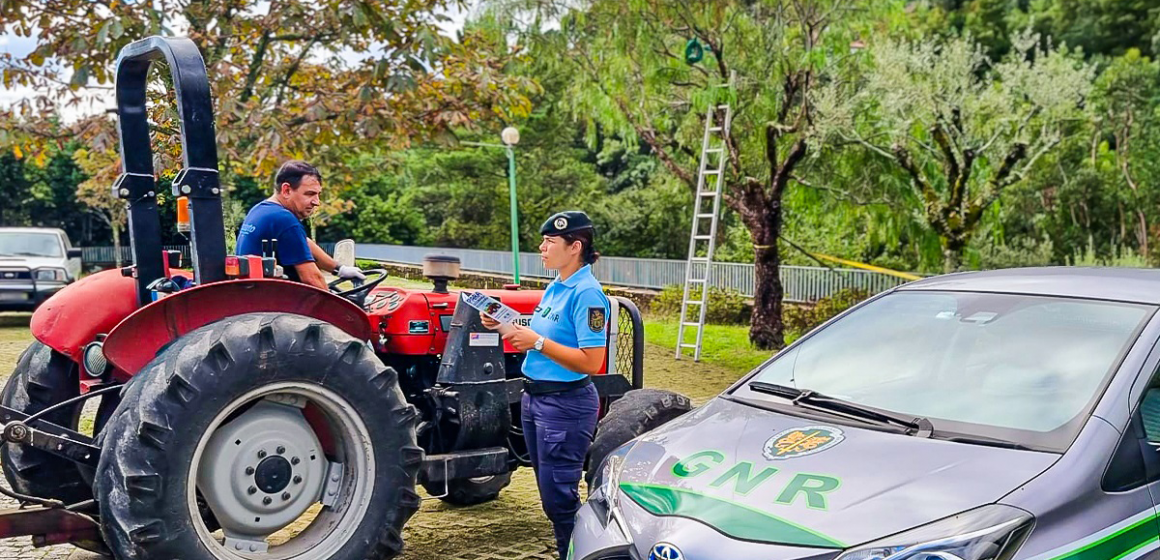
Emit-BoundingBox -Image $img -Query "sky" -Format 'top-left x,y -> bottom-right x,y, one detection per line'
0,3 -> 471,122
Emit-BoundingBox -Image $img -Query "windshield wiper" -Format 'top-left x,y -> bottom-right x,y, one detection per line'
10,252 -> 47,257
748,381 -> 933,436
936,433 -> 1036,451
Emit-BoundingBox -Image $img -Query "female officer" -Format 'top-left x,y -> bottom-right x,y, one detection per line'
482,210 -> 609,559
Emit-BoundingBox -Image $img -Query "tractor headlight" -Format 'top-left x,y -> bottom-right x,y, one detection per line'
836,505 -> 1033,560
82,341 -> 110,379
34,268 -> 66,282
588,441 -> 636,526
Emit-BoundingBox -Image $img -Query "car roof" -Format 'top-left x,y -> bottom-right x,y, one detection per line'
899,267 -> 1160,305
0,227 -> 65,235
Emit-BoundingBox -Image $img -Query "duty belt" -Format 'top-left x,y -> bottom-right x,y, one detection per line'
522,376 -> 592,396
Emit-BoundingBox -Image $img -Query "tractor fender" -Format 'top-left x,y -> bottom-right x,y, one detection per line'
103,279 -> 372,378
30,268 -> 188,360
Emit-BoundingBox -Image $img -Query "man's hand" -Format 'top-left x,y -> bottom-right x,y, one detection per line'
336,265 -> 365,280
503,324 -> 541,352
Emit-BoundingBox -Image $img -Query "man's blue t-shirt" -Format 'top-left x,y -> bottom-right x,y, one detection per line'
522,264 -> 610,382
236,201 -> 313,281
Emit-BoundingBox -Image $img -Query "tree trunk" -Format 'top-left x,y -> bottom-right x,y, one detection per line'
112,224 -> 122,268
942,236 -> 965,273
1136,209 -> 1149,259
750,212 -> 785,351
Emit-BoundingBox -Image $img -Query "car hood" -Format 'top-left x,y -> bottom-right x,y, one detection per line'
614,397 -> 1058,549
0,256 -> 65,270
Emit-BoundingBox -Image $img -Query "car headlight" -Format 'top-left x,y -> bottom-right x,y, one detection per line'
836,504 -> 1033,560
34,268 -> 66,282
588,441 -> 636,526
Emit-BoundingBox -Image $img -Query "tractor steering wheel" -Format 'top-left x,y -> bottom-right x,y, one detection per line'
328,269 -> 388,307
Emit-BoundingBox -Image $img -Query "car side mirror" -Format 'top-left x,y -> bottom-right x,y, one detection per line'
67,248 -> 83,259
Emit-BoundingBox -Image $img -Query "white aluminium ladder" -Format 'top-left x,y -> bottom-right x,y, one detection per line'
676,99 -> 732,361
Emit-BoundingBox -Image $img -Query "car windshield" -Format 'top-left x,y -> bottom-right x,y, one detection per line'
0,233 -> 62,258
739,291 -> 1153,452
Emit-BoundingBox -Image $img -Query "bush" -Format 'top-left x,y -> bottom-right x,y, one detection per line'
783,288 -> 871,338
650,285 -> 749,325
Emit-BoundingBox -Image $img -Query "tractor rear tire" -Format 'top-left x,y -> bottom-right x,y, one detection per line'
0,341 -> 90,504
585,389 -> 693,489
94,313 -> 424,560
423,472 -> 513,506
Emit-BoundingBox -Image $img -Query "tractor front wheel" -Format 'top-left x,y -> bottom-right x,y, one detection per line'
95,313 -> 423,560
586,389 -> 693,489
0,341 -> 90,504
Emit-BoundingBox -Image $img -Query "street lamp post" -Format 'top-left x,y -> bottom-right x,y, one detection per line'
463,126 -> 522,286
501,127 -> 521,286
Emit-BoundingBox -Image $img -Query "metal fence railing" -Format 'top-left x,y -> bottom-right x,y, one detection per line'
82,242 -> 337,267
355,243 -> 911,303
79,243 -> 910,302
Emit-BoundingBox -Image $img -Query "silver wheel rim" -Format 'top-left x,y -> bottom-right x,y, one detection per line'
187,382 -> 376,559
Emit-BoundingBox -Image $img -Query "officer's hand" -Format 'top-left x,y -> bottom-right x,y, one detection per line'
480,312 -> 502,330
336,265 -> 366,280
503,325 -> 540,352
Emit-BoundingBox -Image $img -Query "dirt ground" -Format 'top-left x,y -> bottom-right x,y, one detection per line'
0,312 -> 755,559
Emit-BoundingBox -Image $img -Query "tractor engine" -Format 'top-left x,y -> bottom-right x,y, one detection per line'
361,256 -> 640,502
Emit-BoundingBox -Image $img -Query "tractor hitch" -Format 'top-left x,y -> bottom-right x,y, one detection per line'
0,406 -> 100,468
420,447 -> 510,485
0,506 -> 102,547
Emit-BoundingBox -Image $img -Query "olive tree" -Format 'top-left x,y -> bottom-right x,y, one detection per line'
815,31 -> 1094,272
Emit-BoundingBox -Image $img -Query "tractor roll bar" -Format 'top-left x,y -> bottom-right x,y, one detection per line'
113,36 -> 226,305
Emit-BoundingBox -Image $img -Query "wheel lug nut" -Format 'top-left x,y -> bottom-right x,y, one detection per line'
291,457 -> 300,466
247,486 -> 257,495
257,450 -> 267,459
245,467 -> 255,475
276,446 -> 286,455
282,492 -> 291,501
293,476 -> 303,485
262,496 -> 272,505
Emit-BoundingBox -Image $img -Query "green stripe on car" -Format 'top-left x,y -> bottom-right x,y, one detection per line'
619,482 -> 845,548
1050,515 -> 1159,560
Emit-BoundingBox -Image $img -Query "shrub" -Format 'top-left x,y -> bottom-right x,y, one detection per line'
650,285 -> 749,325
784,288 -> 871,338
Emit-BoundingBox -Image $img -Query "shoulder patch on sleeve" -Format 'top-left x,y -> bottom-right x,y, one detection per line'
588,307 -> 607,332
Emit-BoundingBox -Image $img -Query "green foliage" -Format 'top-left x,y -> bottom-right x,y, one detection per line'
0,147 -> 106,245
815,30 -> 1094,272
783,289 -> 872,339
970,237 -> 1056,269
1067,239 -> 1151,267
650,285 -> 750,325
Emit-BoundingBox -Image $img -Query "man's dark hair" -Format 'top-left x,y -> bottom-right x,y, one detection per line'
274,160 -> 322,193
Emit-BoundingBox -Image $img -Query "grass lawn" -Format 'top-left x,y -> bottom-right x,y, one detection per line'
643,318 -> 777,374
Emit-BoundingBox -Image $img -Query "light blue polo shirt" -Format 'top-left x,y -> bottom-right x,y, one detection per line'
522,265 -> 610,382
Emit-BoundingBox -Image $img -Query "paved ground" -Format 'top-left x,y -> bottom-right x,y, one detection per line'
0,312 -> 751,559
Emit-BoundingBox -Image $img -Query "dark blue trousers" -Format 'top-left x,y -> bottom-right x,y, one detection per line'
521,383 -> 600,559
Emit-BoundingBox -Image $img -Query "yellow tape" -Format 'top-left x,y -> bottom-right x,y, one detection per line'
809,253 -> 922,281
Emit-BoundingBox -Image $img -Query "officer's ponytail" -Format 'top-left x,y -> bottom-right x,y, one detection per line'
562,229 -> 600,265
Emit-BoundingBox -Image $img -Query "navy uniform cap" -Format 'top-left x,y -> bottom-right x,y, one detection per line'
541,211 -> 595,236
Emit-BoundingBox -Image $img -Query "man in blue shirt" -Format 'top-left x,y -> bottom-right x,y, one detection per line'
236,160 -> 363,289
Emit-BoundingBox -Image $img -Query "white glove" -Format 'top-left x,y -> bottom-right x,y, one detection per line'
336,265 -> 366,280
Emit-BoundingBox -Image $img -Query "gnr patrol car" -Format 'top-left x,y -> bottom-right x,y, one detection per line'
574,268 -> 1160,560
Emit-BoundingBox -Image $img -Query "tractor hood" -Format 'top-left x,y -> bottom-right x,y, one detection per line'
612,397 -> 1058,549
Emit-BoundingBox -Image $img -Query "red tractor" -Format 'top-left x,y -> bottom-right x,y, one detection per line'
0,37 -> 693,558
